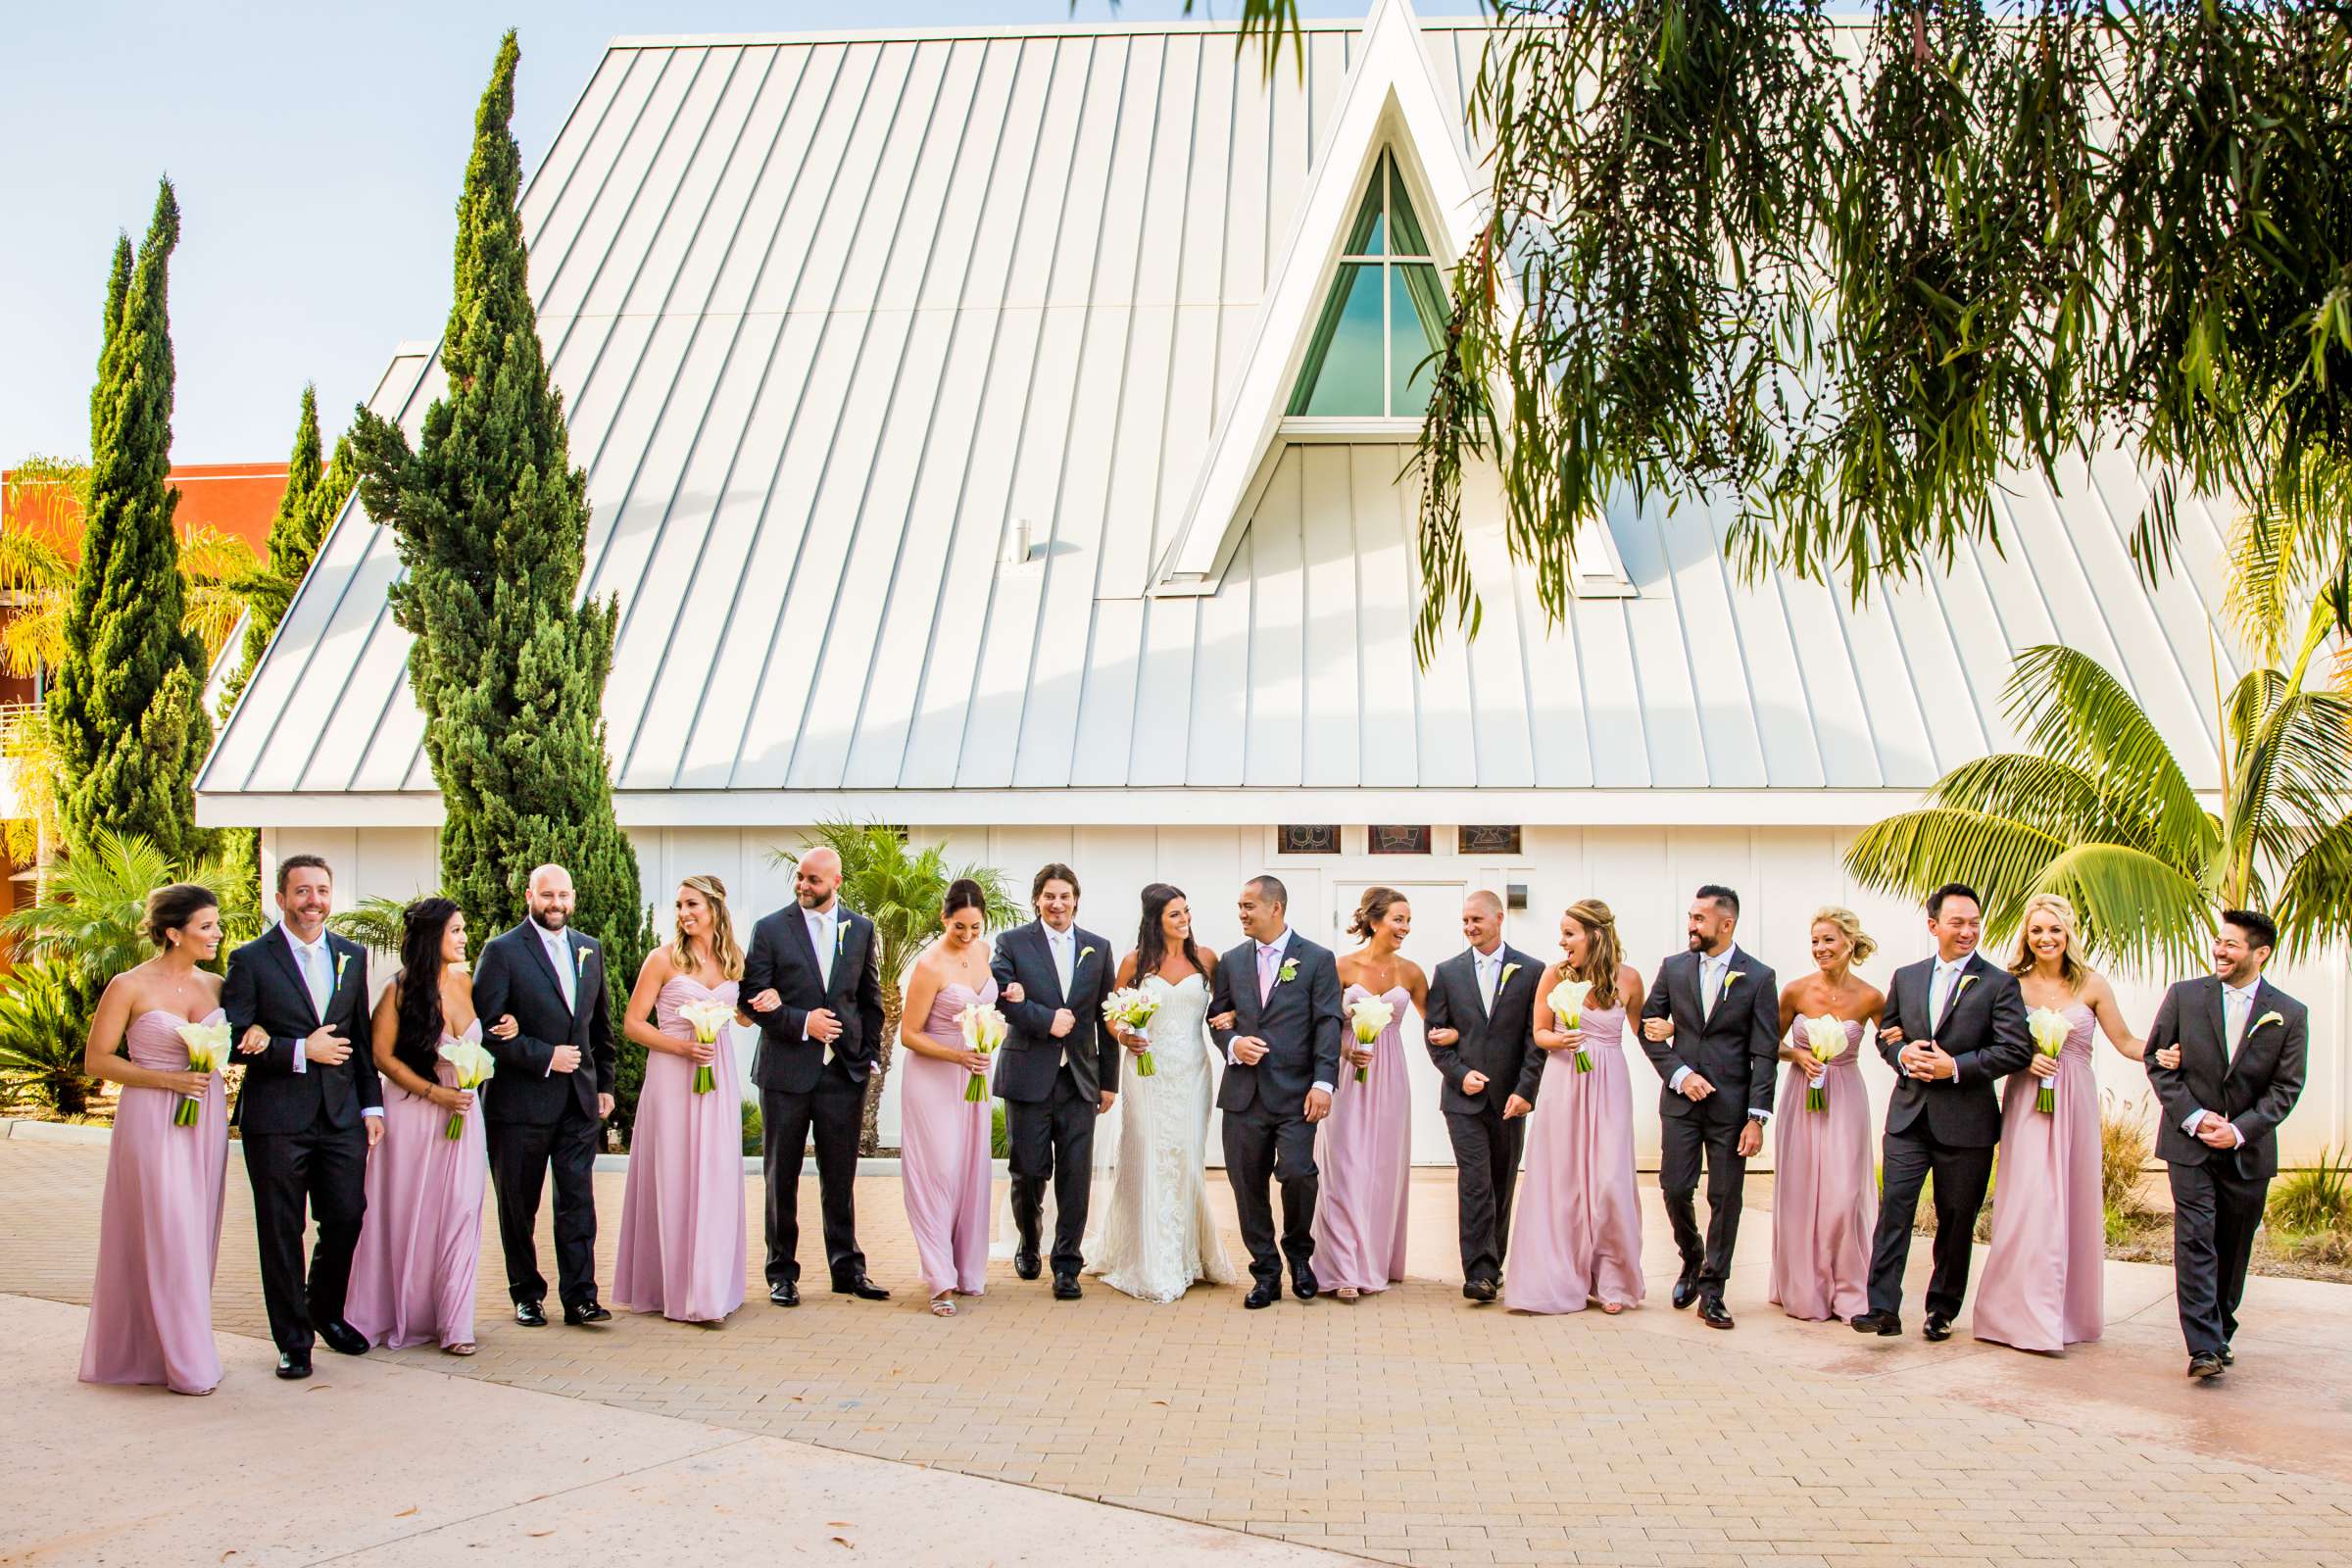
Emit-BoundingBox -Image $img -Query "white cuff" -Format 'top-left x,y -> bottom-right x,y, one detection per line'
362,1106 -> 383,1119
292,1040 -> 307,1073
1748,1108 -> 1772,1125
1668,1065 -> 1690,1092
1312,1081 -> 1334,1096
2182,1107 -> 2210,1136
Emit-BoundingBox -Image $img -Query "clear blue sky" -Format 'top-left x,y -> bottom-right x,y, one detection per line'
2,0 -> 1480,466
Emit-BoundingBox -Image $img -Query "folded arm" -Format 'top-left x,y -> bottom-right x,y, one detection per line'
741,924 -> 808,1044
471,946 -> 556,1077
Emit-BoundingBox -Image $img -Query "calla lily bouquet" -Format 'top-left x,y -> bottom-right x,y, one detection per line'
1102,987 -> 1159,1076
2027,1006 -> 2071,1113
172,1020 -> 230,1128
1799,1014 -> 1846,1112
677,1001 -> 738,1094
439,1035 -> 497,1140
1346,995 -> 1394,1082
958,1001 -> 1008,1102
1547,978 -> 1593,1071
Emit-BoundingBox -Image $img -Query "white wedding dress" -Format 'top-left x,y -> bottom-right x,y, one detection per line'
1088,972 -> 1237,1301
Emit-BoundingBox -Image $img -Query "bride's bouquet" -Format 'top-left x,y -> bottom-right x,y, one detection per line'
957,1000 -> 1008,1102
1102,987 -> 1160,1076
1346,994 -> 1394,1083
438,1035 -> 497,1140
1798,1014 -> 1846,1111
1547,978 -> 1593,1071
677,1000 -> 738,1094
2027,1006 -> 2071,1113
172,1019 -> 230,1128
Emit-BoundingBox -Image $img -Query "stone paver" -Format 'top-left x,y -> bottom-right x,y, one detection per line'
4,1143 -> 2349,1566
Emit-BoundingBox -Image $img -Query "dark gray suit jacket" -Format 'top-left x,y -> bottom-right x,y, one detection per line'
1874,951 -> 2032,1147
2145,974 -> 2308,1181
1422,945 -> 1541,1114
740,903 -> 884,1095
1638,945 -> 1782,1124
471,920 -> 615,1127
1207,931 -> 1345,1120
990,920 -> 1120,1102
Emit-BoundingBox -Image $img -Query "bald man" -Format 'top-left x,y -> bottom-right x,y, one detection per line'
1422,891 -> 1543,1301
472,864 -> 617,1327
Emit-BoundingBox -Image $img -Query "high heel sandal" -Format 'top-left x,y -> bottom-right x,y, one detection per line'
929,1295 -> 956,1318
1337,1287 -> 1358,1303
445,1342 -> 478,1356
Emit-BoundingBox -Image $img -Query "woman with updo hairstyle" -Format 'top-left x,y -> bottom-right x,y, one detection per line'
1768,906 -> 1886,1323
1314,887 -> 1426,1300
614,874 -> 750,1324
79,884 -> 232,1395
1507,898 -> 1648,1314
348,899 -> 518,1352
896,877 -> 1000,1316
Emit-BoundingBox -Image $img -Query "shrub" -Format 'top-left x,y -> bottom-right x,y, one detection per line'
0,961 -> 100,1118
2269,1148 -> 2352,1235
1906,1158 -> 1996,1242
2100,1091 -> 2156,1217
741,1097 -> 762,1157
992,1103 -> 1008,1160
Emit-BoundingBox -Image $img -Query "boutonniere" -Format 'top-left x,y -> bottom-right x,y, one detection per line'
1500,961 -> 1522,988
1277,957 -> 1298,985
1721,969 -> 1744,995
331,951 -> 349,990
835,921 -> 847,956
1078,944 -> 1096,966
1957,973 -> 1979,998
2251,1010 -> 2283,1034
575,945 -> 592,976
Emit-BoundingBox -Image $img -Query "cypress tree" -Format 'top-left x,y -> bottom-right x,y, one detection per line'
219,384 -> 354,718
353,33 -> 651,1130
49,180 -> 212,865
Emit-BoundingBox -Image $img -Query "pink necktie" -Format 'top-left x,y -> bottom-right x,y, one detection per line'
1257,944 -> 1279,1005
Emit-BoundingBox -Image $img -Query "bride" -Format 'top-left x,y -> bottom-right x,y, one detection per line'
1090,883 -> 1238,1301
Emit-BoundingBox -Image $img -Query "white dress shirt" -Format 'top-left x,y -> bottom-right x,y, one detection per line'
1667,948 -> 1771,1122
1228,925 -> 1334,1097
1472,942 -> 1503,1012
803,903 -> 840,1052
537,921 -> 576,1010
1044,921 -> 1076,998
2181,978 -> 2257,1147
281,924 -> 380,1119
1927,955 -> 1970,1027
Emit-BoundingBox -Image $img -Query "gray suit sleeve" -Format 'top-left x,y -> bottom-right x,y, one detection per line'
1309,949 -> 1346,1089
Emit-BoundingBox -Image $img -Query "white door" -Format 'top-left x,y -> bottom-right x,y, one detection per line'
1330,878 -> 1464,1164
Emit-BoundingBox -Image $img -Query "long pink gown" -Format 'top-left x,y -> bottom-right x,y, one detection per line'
1768,1019 -> 1877,1322
1974,1004 -> 2104,1351
1310,984 -> 1411,1294
347,1020 -> 490,1348
79,1007 -> 228,1395
613,977 -> 747,1323
1506,1004 -> 1644,1313
900,977 -> 996,1298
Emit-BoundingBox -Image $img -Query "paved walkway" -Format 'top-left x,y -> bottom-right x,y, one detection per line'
4,1142 -> 2350,1566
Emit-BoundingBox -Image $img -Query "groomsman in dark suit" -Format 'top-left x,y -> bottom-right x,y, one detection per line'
1422,890 -> 1541,1303
741,846 -> 889,1305
1208,874 -> 1346,1309
992,862 -> 1120,1298
1852,881 -> 2033,1340
1638,885 -> 1780,1329
222,854 -> 377,1379
2144,908 -> 2308,1379
470,864 -> 617,1327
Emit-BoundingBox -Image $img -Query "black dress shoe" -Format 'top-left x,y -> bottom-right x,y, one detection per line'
2187,1351 -> 2226,1380
514,1300 -> 548,1328
1244,1281 -> 1279,1309
564,1300 -> 613,1326
1013,1249 -> 1042,1282
2218,1344 -> 2235,1366
1922,1314 -> 1954,1343
275,1351 -> 312,1381
1671,1274 -> 1699,1311
1290,1264 -> 1319,1301
1052,1273 -> 1082,1300
1698,1298 -> 1735,1330
768,1281 -> 800,1307
833,1276 -> 892,1301
1463,1278 -> 1497,1303
317,1317 -> 369,1356
1849,1310 -> 1901,1337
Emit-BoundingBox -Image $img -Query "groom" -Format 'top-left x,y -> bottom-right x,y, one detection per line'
992,861 -> 1119,1298
1423,890 -> 1541,1303
1208,874 -> 1344,1309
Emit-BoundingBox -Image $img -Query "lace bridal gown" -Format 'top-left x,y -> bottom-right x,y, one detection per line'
1089,972 -> 1237,1301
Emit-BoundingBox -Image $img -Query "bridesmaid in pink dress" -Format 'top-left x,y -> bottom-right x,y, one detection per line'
614,875 -> 749,1324
1506,899 -> 1647,1314
1768,907 -> 1885,1323
1314,887 -> 1422,1301
78,884 -> 233,1396
898,879 -> 999,1317
348,899 -> 516,1352
1974,893 -> 2167,1353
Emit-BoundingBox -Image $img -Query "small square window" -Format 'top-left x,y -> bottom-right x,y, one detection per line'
1369,824 -> 1432,856
1277,824 -> 1341,856
1456,825 -> 1523,856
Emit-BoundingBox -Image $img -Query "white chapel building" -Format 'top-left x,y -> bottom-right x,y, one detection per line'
202,0 -> 2345,1162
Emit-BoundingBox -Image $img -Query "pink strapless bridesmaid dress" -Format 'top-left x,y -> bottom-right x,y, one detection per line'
1506,1005 -> 1644,1313
1767,1020 -> 1876,1322
79,1008 -> 228,1394
900,978 -> 996,1298
1310,984 -> 1412,1294
347,1020 -> 491,1348
1974,1004 -> 2104,1351
613,977 -> 748,1323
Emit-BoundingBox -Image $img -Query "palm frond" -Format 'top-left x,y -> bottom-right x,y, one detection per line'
2027,843 -> 2212,979
1926,753 -> 2178,861
328,895 -> 426,956
174,523 -> 262,584
2274,815 -> 2352,965
2,829 -> 262,983
1843,807 -> 2071,939
180,583 -> 251,665
0,592 -> 65,680
2003,645 -> 2209,860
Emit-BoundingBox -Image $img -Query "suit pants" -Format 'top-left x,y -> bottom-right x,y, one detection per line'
1660,1112 -> 1745,1297
487,1106 -> 602,1308
1443,1102 -> 1523,1286
1006,1066 -> 1096,1276
1221,1102 -> 1318,1285
760,1067 -> 866,1288
2168,1159 -> 2270,1355
1867,1124 -> 1994,1320
242,1120 -> 368,1354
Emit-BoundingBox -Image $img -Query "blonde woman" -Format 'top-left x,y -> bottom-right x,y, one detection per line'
1974,893 -> 2167,1353
1769,908 -> 1886,1323
613,876 -> 748,1324
1505,900 -> 1647,1314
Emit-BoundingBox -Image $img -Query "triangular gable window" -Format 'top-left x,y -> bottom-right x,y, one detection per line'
1286,150 -> 1449,418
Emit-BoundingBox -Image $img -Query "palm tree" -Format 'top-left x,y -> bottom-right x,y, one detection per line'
773,821 -> 1020,1153
1845,596 -> 2352,975
0,960 -> 98,1118
2,829 -> 263,989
